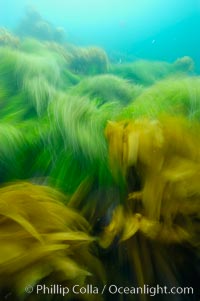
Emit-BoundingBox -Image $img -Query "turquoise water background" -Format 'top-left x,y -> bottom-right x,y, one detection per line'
0,0 -> 200,67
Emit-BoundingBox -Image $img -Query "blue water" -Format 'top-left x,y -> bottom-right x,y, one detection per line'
0,0 -> 200,68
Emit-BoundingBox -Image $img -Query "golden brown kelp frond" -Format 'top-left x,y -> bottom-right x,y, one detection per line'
105,115 -> 200,234
101,116 -> 200,300
0,182 -> 104,300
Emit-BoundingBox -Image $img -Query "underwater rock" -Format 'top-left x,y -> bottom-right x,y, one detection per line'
34,20 -> 52,40
25,5 -> 41,22
174,56 -> 194,72
16,6 -> 66,43
0,27 -> 19,48
54,26 -> 66,43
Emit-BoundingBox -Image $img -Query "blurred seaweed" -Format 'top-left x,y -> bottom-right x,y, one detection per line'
16,5 -> 66,43
0,12 -> 199,301
109,57 -> 195,85
70,74 -> 143,105
0,27 -> 20,48
67,45 -> 109,75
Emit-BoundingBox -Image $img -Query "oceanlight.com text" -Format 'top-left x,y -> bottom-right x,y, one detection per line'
25,283 -> 194,297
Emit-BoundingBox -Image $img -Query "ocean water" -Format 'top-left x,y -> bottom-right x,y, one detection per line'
0,1 -> 200,301
1,0 -> 200,66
